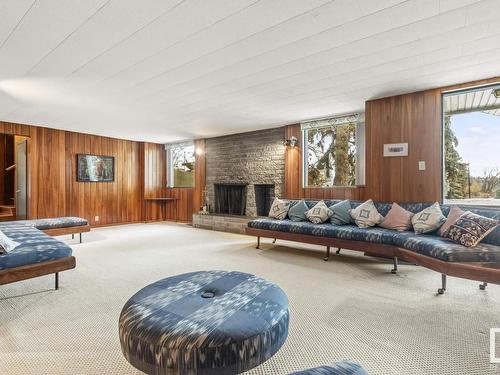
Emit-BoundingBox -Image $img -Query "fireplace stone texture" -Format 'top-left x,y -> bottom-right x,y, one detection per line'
205,127 -> 285,217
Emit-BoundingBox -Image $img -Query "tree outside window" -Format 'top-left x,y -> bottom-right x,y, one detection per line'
167,144 -> 195,188
304,122 -> 357,187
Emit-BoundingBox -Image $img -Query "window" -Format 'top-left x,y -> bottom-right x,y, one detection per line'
302,114 -> 365,187
443,84 -> 500,206
166,142 -> 195,188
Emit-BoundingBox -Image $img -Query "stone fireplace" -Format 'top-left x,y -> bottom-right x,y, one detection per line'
204,127 -> 285,217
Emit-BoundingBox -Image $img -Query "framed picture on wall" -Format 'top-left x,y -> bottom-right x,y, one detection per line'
77,154 -> 114,182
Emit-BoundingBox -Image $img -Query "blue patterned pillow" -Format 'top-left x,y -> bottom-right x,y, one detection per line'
288,200 -> 309,222
447,212 -> 499,247
329,199 -> 352,225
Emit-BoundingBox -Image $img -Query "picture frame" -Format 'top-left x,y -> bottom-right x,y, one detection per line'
77,154 -> 114,182
383,143 -> 408,157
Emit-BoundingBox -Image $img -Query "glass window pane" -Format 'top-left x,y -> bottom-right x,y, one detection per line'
169,144 -> 195,187
305,123 -> 357,187
443,85 -> 500,206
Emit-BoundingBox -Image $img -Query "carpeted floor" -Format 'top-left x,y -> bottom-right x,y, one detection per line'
1,223 -> 499,375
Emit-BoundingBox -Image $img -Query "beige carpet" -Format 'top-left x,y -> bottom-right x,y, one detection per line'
1,223 -> 499,375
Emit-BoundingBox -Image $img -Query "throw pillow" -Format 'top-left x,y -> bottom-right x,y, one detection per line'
329,200 -> 352,225
268,198 -> 290,220
0,230 -> 20,253
379,202 -> 413,231
306,201 -> 333,224
446,212 -> 499,247
288,200 -> 309,222
438,206 -> 465,237
349,199 -> 384,228
412,202 -> 446,234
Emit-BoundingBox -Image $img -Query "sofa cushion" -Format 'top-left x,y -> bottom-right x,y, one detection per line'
350,199 -> 384,228
288,200 -> 309,222
395,232 -> 500,262
379,203 -> 413,231
412,203 -> 446,234
438,206 -> 464,237
0,223 -> 72,270
329,200 -> 352,225
268,198 -> 290,220
0,230 -> 20,253
446,212 -> 499,247
306,201 -> 333,224
5,217 -> 89,230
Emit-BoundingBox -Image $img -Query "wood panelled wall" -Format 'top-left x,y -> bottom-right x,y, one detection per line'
364,90 -> 442,203
0,121 -> 199,225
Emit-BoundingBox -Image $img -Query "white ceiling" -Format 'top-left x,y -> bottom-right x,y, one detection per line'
0,0 -> 500,142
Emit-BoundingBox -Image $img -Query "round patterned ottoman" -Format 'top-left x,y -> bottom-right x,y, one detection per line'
119,270 -> 289,375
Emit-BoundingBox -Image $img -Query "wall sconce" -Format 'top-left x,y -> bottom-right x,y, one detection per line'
195,147 -> 204,156
284,136 -> 298,147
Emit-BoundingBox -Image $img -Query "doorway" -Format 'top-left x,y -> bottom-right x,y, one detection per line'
0,134 -> 28,220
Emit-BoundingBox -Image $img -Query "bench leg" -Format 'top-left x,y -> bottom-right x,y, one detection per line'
71,234 -> 74,240
479,282 -> 488,290
438,274 -> 446,295
272,238 -> 276,244
391,256 -> 398,274
256,237 -> 260,249
323,246 -> 330,261
55,272 -> 59,290
336,248 -> 341,254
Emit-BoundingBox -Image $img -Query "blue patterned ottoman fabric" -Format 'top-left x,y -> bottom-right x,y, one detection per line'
289,361 -> 369,375
248,200 -> 500,263
2,216 -> 88,230
0,223 -> 72,270
119,270 -> 289,375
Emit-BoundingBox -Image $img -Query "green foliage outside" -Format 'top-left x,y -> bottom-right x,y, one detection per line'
306,123 -> 356,187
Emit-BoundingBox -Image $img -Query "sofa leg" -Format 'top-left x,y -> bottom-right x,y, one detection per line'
479,282 -> 488,290
55,272 -> 59,290
71,234 -> 74,240
438,274 -> 446,295
272,238 -> 276,244
79,233 -> 82,243
323,246 -> 330,261
391,256 -> 398,274
256,237 -> 260,249
336,248 -> 341,254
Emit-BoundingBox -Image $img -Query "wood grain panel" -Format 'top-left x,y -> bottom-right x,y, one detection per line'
193,139 -> 206,213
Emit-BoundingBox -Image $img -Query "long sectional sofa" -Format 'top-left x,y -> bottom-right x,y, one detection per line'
246,200 -> 500,294
0,217 -> 89,289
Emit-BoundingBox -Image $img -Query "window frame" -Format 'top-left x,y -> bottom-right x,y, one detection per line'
441,82 -> 500,207
165,141 -> 195,188
301,113 -> 365,188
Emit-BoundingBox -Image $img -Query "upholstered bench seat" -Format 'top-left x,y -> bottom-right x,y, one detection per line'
0,223 -> 72,270
119,270 -> 289,375
5,216 -> 89,230
289,361 -> 368,375
248,218 -> 500,263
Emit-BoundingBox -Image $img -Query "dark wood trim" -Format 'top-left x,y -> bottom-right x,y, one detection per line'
42,224 -> 90,237
245,227 -> 500,284
0,256 -> 75,285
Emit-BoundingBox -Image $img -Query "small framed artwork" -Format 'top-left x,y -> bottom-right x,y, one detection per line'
77,154 -> 114,182
383,143 -> 408,157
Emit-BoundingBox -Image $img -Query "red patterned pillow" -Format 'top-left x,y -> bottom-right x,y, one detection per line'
446,212 -> 499,247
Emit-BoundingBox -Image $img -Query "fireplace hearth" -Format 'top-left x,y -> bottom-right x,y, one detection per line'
214,183 -> 247,215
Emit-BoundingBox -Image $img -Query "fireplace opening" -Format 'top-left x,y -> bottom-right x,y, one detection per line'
254,184 -> 275,216
214,183 -> 247,215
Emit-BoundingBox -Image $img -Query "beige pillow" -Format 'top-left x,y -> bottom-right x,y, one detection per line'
438,206 -> 465,237
268,198 -> 290,220
350,199 -> 384,228
306,201 -> 333,224
412,202 -> 446,234
379,203 -> 414,231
